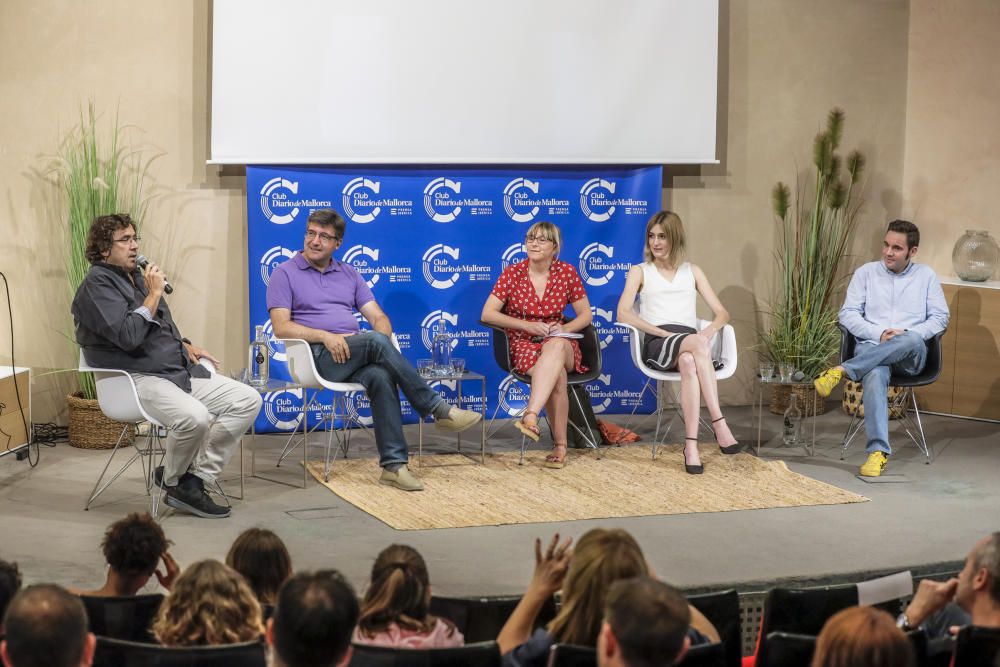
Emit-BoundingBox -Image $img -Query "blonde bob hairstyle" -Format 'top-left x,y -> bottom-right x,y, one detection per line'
524,221 -> 562,259
152,559 -> 264,647
643,211 -> 686,267
547,528 -> 649,647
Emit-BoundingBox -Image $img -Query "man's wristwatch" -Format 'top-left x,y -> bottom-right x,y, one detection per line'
896,612 -> 913,631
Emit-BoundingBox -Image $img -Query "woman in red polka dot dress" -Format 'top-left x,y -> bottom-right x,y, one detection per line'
481,221 -> 592,468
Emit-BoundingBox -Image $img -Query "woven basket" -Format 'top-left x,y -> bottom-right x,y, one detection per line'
67,392 -> 134,450
841,380 -> 906,419
769,384 -> 830,416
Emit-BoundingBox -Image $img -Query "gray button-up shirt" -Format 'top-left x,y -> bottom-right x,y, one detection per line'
71,262 -> 208,392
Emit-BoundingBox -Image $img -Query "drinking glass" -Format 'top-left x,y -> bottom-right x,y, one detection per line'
759,361 -> 775,381
451,358 -> 466,375
778,362 -> 795,383
417,359 -> 433,377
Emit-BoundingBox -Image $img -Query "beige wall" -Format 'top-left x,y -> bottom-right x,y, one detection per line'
902,0 -> 1000,274
0,1 -> 911,421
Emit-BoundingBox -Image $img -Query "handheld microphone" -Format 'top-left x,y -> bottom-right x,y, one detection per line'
136,255 -> 174,294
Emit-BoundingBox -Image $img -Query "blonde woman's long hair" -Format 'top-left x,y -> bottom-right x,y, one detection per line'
152,559 -> 264,647
547,528 -> 649,646
643,211 -> 686,267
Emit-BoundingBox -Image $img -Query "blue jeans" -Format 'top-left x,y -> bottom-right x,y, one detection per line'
842,331 -> 927,454
312,332 -> 445,468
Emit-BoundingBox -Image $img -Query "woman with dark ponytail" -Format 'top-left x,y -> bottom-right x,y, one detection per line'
353,544 -> 464,649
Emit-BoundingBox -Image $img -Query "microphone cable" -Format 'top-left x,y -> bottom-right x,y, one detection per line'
0,270 -> 40,466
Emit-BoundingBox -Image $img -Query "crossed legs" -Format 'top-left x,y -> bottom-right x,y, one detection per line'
675,334 -> 737,467
520,338 -> 574,464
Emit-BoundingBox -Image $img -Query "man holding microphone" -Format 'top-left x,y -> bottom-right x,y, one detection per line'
72,213 -> 261,518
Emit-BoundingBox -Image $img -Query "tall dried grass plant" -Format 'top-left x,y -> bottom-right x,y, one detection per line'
761,108 -> 866,379
49,103 -> 160,399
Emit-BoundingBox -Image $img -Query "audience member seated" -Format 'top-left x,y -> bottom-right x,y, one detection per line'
226,528 -> 292,607
151,559 -> 263,647
597,576 -> 693,667
266,570 -> 359,667
898,532 -> 1000,640
0,559 -> 22,635
811,606 -> 914,667
497,528 -> 718,666
0,584 -> 96,667
353,544 -> 464,649
73,512 -> 178,597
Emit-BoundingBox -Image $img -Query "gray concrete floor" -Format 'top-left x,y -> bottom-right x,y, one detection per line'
1,406 -> 997,598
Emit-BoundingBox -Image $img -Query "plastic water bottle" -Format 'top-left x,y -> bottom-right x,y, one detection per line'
249,325 -> 269,386
431,315 -> 452,374
783,394 -> 801,445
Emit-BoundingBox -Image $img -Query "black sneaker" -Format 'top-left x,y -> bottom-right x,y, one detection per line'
163,477 -> 230,519
153,466 -> 199,489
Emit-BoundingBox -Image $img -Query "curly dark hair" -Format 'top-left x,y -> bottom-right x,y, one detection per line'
85,213 -> 135,264
101,512 -> 171,576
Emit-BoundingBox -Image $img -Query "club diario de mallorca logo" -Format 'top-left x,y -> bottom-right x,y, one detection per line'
590,307 -> 630,350
341,245 -> 412,288
260,319 -> 286,363
341,177 -> 414,224
259,246 -> 296,286
259,177 -> 332,225
421,244 -> 492,289
503,177 -> 571,223
420,310 -> 489,352
423,177 -> 494,222
501,242 -> 527,270
586,373 -> 644,414
579,177 -> 650,223
578,243 -> 631,287
498,374 -> 530,417
262,387 -> 303,431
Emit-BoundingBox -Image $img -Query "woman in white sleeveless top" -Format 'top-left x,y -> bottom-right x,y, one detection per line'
616,211 -> 741,474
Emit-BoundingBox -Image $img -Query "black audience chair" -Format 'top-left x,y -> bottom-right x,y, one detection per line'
547,643 -> 596,667
429,594 -> 558,644
92,636 -> 266,667
838,324 -> 944,462
759,632 -> 815,667
953,625 -> 1000,666
483,322 -> 604,459
81,594 -> 164,643
678,642 -> 727,667
688,589 -> 741,667
753,584 -> 858,667
348,640 -> 501,667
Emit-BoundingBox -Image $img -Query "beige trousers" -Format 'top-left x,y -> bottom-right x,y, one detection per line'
131,373 -> 262,486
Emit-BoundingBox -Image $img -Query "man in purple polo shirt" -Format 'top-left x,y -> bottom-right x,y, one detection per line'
267,209 -> 481,491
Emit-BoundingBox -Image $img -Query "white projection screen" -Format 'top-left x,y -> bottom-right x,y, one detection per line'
211,0 -> 719,165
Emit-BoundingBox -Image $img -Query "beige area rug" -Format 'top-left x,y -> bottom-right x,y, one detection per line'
306,445 -> 868,530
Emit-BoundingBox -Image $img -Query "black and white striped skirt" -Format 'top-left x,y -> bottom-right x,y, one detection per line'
641,324 -> 697,371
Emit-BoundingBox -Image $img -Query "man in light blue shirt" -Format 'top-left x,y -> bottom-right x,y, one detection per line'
814,220 -> 949,477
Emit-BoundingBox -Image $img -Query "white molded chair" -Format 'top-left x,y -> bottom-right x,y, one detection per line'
279,335 -> 400,482
616,318 -> 738,458
79,351 -> 230,514
80,350 -> 165,511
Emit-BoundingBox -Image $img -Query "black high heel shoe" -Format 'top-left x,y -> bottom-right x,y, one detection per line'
713,417 -> 742,455
684,437 -> 704,474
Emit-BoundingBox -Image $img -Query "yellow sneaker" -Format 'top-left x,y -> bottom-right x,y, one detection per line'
813,368 -> 844,398
859,451 -> 889,477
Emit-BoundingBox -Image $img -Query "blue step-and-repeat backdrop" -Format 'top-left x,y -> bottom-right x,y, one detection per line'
247,166 -> 662,433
